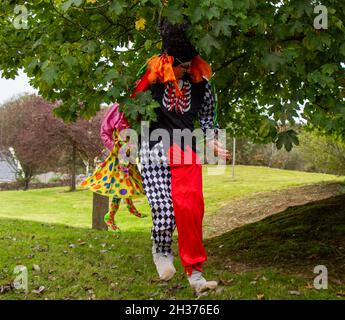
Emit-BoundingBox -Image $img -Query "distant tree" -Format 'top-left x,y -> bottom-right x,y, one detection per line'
0,95 -> 60,189
0,95 -> 104,190
296,130 -> 345,175
50,106 -> 105,191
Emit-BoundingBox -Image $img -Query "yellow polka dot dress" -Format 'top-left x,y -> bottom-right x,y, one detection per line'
79,130 -> 144,198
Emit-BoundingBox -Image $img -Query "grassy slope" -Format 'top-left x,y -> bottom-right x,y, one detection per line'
208,194 -> 345,269
1,200 -> 345,300
0,165 -> 344,229
206,194 -> 345,299
0,165 -> 344,300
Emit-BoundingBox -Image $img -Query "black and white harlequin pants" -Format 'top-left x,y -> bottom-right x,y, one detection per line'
140,141 -> 207,275
140,141 -> 175,255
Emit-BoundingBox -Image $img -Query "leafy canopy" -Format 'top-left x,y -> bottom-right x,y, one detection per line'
0,0 -> 345,150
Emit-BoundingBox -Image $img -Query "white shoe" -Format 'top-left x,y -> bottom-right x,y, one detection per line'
188,270 -> 218,294
152,244 -> 176,281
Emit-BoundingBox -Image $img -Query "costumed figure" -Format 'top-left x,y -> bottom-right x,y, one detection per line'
133,18 -> 230,293
80,103 -> 145,233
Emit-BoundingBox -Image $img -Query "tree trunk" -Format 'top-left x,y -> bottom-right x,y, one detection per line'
70,143 -> 77,192
22,170 -> 32,191
23,177 -> 30,191
92,193 -> 108,230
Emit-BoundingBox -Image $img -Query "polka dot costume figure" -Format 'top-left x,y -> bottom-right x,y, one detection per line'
80,128 -> 145,233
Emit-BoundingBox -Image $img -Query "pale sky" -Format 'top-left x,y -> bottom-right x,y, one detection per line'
0,69 -> 38,105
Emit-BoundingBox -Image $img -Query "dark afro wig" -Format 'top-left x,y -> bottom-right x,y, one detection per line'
159,18 -> 198,65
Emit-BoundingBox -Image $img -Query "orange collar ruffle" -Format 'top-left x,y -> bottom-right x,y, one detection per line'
147,53 -> 212,96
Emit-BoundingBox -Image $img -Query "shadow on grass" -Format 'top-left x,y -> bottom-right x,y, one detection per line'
206,194 -> 345,281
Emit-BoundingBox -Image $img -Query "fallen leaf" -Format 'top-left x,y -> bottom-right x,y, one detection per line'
69,244 -> 76,249
149,277 -> 161,283
32,264 -> 41,272
196,291 -> 209,299
215,287 -> 225,294
336,291 -> 345,297
32,286 -> 45,294
0,283 -> 14,294
288,290 -> 301,296
218,278 -> 234,286
171,284 -> 186,290
304,283 -> 314,289
148,292 -> 159,297
257,293 -> 265,300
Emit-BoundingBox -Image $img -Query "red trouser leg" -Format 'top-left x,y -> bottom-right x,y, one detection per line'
168,144 -> 207,276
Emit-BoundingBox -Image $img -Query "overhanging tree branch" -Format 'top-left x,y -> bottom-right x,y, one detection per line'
214,53 -> 247,72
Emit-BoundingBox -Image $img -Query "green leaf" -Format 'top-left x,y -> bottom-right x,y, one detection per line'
340,43 -> 345,56
109,0 -> 125,15
108,86 -> 121,99
199,33 -> 220,55
217,0 -> 233,10
42,65 -> 59,86
258,120 -> 271,138
164,4 -> 184,24
63,55 -> 78,68
144,39 -> 152,50
60,0 -> 73,12
82,40 -> 98,54
190,7 -> 203,23
205,7 -> 220,20
103,69 -> 118,83
26,59 -> 39,73
321,64 -> 337,76
262,53 -> 285,72
276,130 -> 299,152
60,0 -> 82,12
212,19 -> 232,37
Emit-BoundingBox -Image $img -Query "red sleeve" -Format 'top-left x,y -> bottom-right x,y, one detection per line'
131,69 -> 151,98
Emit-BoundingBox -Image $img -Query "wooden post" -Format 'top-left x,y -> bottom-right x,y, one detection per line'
232,137 -> 236,179
70,143 -> 77,192
92,193 -> 108,230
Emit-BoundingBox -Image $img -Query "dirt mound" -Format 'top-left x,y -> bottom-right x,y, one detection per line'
204,182 -> 344,239
205,188 -> 345,281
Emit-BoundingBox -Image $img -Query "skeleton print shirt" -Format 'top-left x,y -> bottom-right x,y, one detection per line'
149,76 -> 218,151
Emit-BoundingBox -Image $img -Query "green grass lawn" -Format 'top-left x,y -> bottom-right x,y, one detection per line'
0,165 -> 344,300
0,165 -> 344,229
